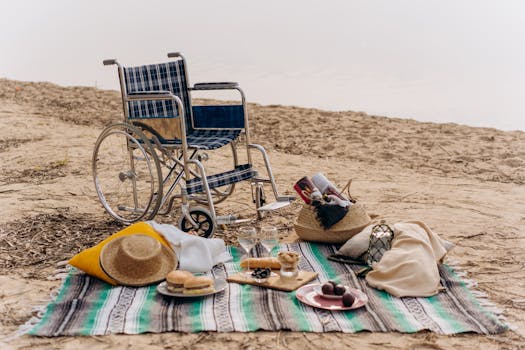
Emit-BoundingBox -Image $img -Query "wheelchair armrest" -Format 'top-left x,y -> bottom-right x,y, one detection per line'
191,82 -> 239,90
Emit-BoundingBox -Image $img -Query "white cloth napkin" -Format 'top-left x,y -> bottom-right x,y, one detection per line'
148,221 -> 232,273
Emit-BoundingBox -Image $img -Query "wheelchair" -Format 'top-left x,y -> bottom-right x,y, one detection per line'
93,52 -> 294,237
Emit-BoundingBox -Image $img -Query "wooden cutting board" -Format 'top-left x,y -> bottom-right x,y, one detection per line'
227,271 -> 318,292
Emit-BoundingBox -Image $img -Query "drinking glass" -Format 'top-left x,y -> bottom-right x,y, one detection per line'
237,226 -> 257,276
260,226 -> 279,257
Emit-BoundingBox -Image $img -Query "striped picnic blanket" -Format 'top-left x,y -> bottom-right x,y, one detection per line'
28,243 -> 507,336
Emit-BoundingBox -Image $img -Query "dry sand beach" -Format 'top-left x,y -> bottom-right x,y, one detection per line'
0,78 -> 524,349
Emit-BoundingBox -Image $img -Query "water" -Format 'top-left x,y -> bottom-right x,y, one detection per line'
1,1 -> 524,130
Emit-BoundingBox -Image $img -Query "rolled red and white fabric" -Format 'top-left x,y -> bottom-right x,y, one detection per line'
311,173 -> 347,201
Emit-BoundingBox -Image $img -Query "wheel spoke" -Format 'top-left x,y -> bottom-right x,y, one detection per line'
93,124 -> 163,223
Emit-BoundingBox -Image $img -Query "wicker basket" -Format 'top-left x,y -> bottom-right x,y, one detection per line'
294,203 -> 371,244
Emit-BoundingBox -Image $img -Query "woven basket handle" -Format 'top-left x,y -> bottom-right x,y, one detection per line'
340,179 -> 356,203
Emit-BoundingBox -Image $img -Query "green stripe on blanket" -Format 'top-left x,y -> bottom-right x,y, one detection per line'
27,243 -> 508,336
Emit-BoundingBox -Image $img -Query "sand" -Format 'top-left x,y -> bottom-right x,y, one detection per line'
0,78 -> 524,349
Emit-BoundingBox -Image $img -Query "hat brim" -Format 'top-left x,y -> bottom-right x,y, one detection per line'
99,235 -> 177,287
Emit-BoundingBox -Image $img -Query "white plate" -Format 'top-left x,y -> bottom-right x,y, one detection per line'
313,284 -> 351,299
297,284 -> 368,311
157,279 -> 227,298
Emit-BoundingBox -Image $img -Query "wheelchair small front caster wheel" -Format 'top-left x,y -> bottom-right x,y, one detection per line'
179,207 -> 215,238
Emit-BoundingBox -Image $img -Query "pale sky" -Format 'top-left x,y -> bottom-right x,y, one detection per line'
1,0 -> 524,130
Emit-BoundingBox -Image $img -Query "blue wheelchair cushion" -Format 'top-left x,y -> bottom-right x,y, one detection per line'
192,105 -> 244,129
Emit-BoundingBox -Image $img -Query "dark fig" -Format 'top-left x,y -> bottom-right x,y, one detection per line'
328,280 -> 337,287
321,283 -> 334,295
334,284 -> 346,295
342,292 -> 355,307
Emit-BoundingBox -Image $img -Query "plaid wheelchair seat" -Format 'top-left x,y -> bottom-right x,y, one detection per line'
186,164 -> 257,194
157,129 -> 241,150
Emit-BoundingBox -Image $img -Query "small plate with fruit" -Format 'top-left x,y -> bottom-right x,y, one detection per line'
314,280 -> 351,299
296,282 -> 368,311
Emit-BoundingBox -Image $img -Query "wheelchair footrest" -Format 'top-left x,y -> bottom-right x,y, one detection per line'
257,198 -> 293,212
186,164 -> 257,195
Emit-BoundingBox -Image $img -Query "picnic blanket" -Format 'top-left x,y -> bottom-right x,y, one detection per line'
26,243 -> 507,336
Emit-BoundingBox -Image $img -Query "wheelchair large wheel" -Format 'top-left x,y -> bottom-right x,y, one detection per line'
179,207 -> 215,238
193,142 -> 238,205
92,123 -> 163,224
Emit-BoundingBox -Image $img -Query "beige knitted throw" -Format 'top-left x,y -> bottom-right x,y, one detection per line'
366,221 -> 452,297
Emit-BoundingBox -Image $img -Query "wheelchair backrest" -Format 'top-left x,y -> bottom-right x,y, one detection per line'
122,59 -> 193,131
119,56 -> 246,135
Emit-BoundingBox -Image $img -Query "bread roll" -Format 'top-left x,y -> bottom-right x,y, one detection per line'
240,257 -> 281,270
183,276 -> 213,289
166,270 -> 193,293
183,276 -> 214,295
166,270 -> 193,284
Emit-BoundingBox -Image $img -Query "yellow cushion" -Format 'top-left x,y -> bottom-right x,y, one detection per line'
68,222 -> 172,285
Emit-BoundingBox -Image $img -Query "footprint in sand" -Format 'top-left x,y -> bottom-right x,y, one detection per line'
500,157 -> 524,168
409,342 -> 445,350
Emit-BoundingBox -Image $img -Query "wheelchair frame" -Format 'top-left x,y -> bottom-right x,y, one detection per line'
93,52 -> 293,237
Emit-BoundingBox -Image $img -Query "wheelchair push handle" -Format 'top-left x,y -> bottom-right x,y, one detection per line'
103,59 -> 117,66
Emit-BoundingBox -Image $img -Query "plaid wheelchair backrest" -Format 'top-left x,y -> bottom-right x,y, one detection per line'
122,60 -> 193,129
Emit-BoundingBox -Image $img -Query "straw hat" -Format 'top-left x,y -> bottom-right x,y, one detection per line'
99,234 -> 177,286
294,203 -> 371,244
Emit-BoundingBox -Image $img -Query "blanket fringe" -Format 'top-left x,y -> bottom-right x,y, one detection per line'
444,258 -> 516,330
3,262 -> 72,343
